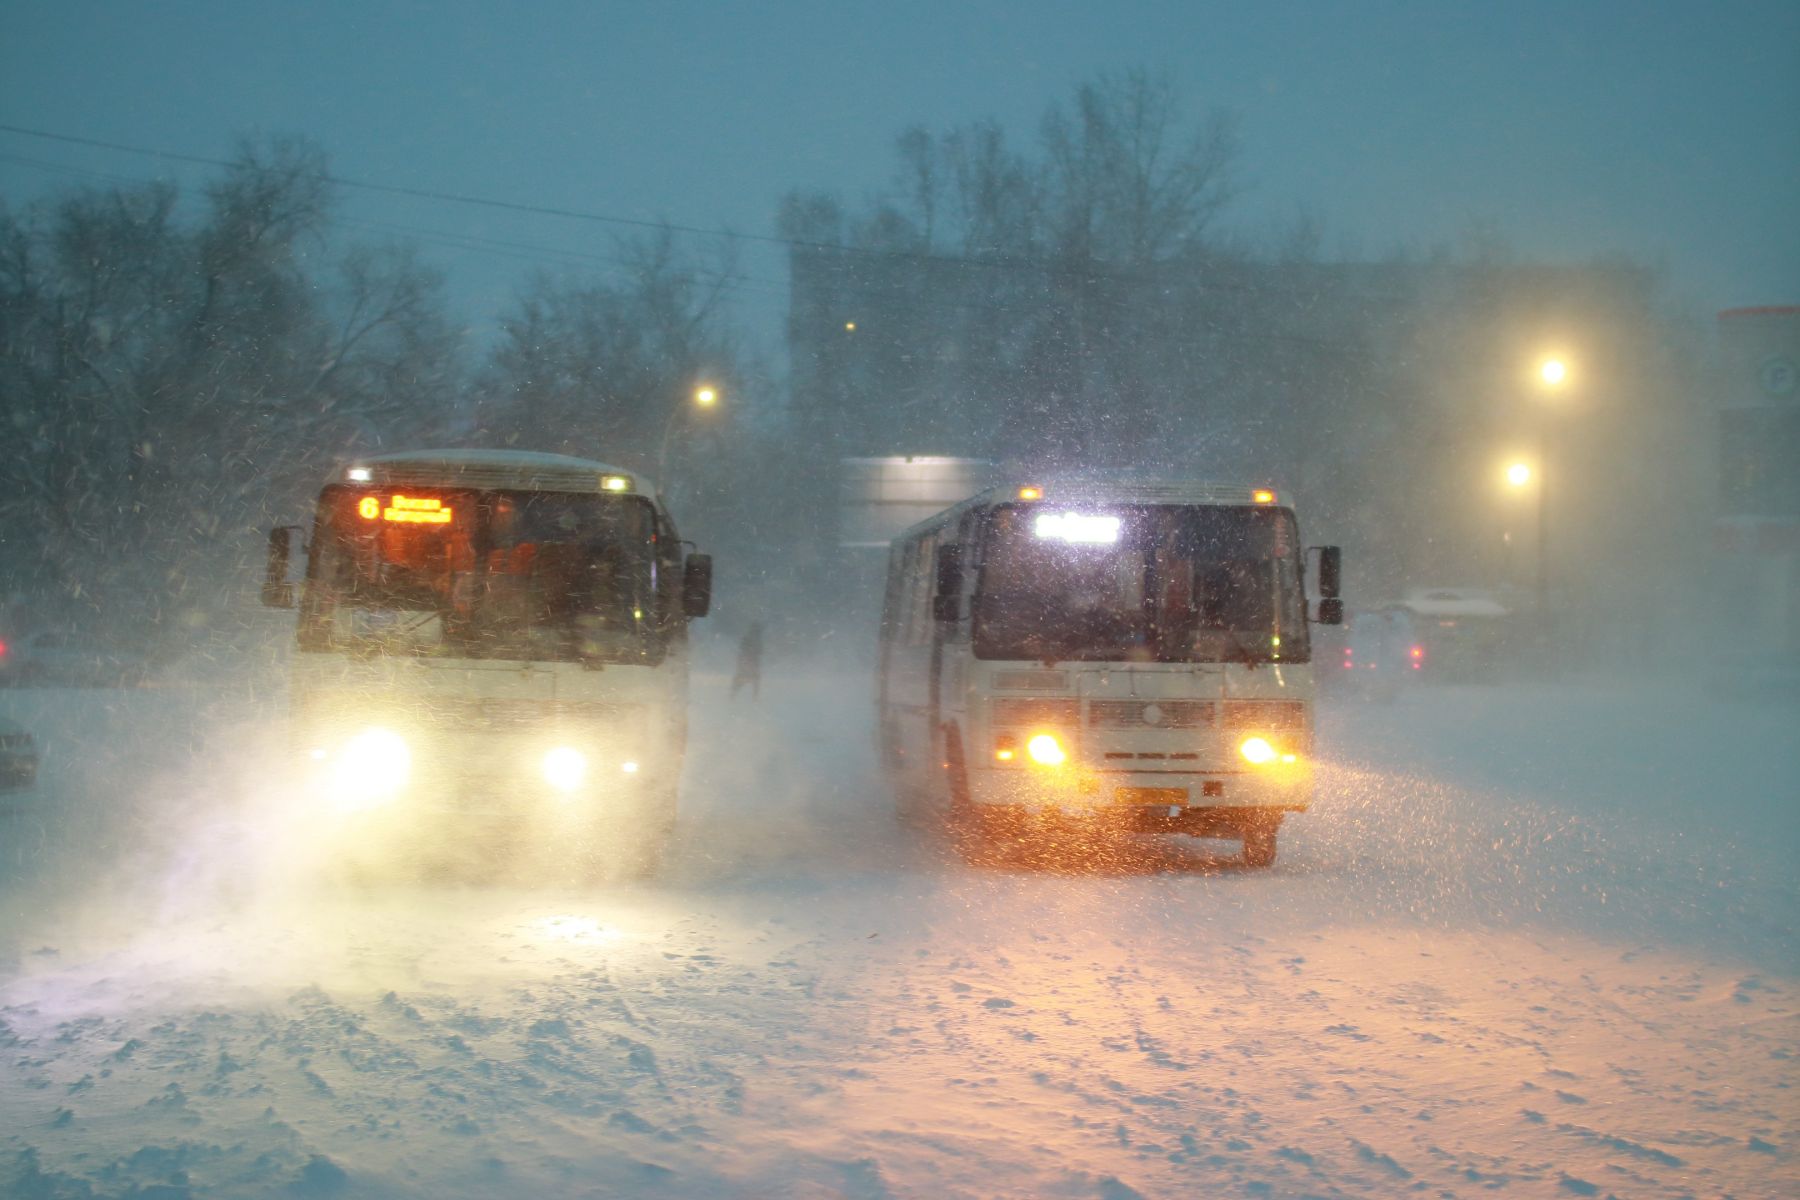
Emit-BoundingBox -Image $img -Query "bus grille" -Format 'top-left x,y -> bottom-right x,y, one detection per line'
1088,700 -> 1215,728
993,670 -> 1070,691
456,699 -> 640,729
1221,701 -> 1307,730
990,698 -> 1081,727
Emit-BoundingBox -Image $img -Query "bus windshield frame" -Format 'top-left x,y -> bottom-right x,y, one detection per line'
970,502 -> 1311,665
298,484 -> 675,665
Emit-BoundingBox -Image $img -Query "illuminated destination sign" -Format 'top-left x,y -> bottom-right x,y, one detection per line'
1034,512 -> 1121,544
358,494 -> 454,525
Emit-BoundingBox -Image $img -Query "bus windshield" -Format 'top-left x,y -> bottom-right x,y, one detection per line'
973,503 -> 1309,664
298,485 -> 664,663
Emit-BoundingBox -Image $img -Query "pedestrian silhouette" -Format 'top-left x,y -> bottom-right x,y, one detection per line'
731,622 -> 764,699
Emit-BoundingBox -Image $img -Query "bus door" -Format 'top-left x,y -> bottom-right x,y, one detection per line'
883,534 -> 940,796
928,516 -> 980,784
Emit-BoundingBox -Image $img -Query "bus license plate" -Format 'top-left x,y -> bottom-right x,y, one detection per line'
1117,787 -> 1187,807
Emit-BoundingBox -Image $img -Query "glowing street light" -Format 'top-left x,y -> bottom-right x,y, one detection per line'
1524,353 -> 1572,648
658,382 -> 724,487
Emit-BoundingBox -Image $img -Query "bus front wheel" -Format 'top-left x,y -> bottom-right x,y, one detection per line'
943,729 -> 1008,865
1241,815 -> 1282,868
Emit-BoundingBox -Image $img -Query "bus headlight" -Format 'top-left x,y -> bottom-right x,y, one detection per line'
543,746 -> 589,791
339,727 -> 411,796
1027,733 -> 1068,766
1238,736 -> 1278,765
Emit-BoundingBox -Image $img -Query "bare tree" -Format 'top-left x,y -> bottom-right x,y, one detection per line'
1041,69 -> 1240,266
0,137 -> 459,630
939,120 -> 1040,259
478,226 -> 744,476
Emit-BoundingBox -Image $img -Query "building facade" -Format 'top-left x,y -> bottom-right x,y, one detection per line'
1715,306 -> 1800,666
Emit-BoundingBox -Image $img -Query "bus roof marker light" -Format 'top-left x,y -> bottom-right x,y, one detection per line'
1018,486 -> 1043,501
1253,488 -> 1276,504
347,467 -> 372,482
601,474 -> 632,492
1034,512 -> 1121,544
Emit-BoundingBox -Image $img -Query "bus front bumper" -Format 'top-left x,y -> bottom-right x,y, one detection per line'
966,763 -> 1311,817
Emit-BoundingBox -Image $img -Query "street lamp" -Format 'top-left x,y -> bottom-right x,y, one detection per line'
1501,458 -> 1542,597
657,382 -> 723,488
1528,356 -> 1568,652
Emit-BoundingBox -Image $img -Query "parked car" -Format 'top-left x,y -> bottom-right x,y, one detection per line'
0,716 -> 38,795
0,630 -> 150,687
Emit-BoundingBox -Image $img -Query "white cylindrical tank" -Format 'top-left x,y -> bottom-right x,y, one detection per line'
837,456 -> 993,548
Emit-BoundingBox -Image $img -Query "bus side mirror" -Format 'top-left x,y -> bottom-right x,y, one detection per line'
933,546 -> 963,623
262,526 -> 298,608
1316,546 -> 1342,599
1306,545 -> 1342,624
682,553 -> 713,618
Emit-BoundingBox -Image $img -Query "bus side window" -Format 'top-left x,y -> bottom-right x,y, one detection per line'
940,517 -> 980,644
896,542 -> 918,645
879,544 -> 906,645
906,538 -> 935,646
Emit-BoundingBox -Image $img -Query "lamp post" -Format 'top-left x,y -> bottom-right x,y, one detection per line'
1503,459 -> 1543,606
657,383 -> 720,489
1528,356 -> 1568,655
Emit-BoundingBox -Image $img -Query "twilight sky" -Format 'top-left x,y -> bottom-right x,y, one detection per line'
3,0 -> 1795,351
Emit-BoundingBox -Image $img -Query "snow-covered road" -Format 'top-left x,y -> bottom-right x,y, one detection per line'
1,661 -> 1794,1198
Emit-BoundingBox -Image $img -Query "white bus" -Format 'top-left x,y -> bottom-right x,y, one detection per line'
262,449 -> 712,880
878,479 -> 1341,867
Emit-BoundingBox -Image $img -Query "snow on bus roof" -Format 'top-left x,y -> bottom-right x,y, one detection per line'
888,477 -> 1278,543
342,449 -> 653,495
984,479 -> 1269,504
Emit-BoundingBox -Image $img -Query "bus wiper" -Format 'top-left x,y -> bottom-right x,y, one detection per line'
349,608 -> 443,656
1224,632 -> 1260,670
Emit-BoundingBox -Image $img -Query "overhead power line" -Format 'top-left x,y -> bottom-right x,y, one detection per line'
0,122 -> 1399,352
0,147 -> 1055,324
0,121 -> 1307,297
0,121 -> 768,248
0,148 -> 793,306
